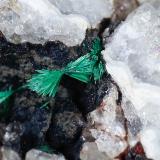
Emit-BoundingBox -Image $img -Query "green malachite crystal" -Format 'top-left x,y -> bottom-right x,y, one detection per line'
0,88 -> 13,104
27,38 -> 105,97
27,70 -> 64,97
0,38 -> 105,103
38,145 -> 54,154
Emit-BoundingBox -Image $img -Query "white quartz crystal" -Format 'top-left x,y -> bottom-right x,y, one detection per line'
1,147 -> 21,160
80,142 -> 110,160
0,0 -> 90,46
49,0 -> 114,28
25,149 -> 65,160
89,84 -> 127,159
103,2 -> 160,159
138,0 -> 158,4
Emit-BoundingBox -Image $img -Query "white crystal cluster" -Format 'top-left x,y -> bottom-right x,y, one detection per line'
0,0 -> 113,46
0,0 -> 90,46
89,84 -> 127,159
25,149 -> 65,160
103,1 -> 160,159
49,0 -> 113,28
138,0 -> 157,4
80,142 -> 110,160
1,147 -> 21,160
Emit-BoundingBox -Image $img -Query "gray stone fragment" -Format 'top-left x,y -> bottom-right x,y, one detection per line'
1,147 -> 21,160
25,149 -> 65,160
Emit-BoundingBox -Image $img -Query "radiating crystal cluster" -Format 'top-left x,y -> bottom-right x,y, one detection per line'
103,1 -> 160,159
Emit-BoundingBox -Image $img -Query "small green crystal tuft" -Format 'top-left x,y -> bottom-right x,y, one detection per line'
0,88 -> 13,104
27,38 -> 105,97
0,38 -> 105,101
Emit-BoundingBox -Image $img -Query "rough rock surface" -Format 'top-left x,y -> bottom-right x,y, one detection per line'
84,82 -> 128,159
47,96 -> 85,160
80,142 -> 110,160
0,29 -> 111,159
82,81 -> 151,160
112,0 -> 139,22
103,1 -> 160,159
25,149 -> 65,160
0,147 -> 21,160
49,0 -> 113,28
0,0 -> 159,160
0,0 -> 140,46
0,0 -> 89,46
138,0 -> 156,4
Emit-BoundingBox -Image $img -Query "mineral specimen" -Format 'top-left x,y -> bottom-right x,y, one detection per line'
0,0 -> 89,46
112,0 -> 139,22
0,29 -> 110,159
80,142 -> 110,160
25,149 -> 65,160
49,0 -> 113,28
0,0 -> 159,159
1,147 -> 21,160
103,1 -> 160,159
87,82 -> 128,159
